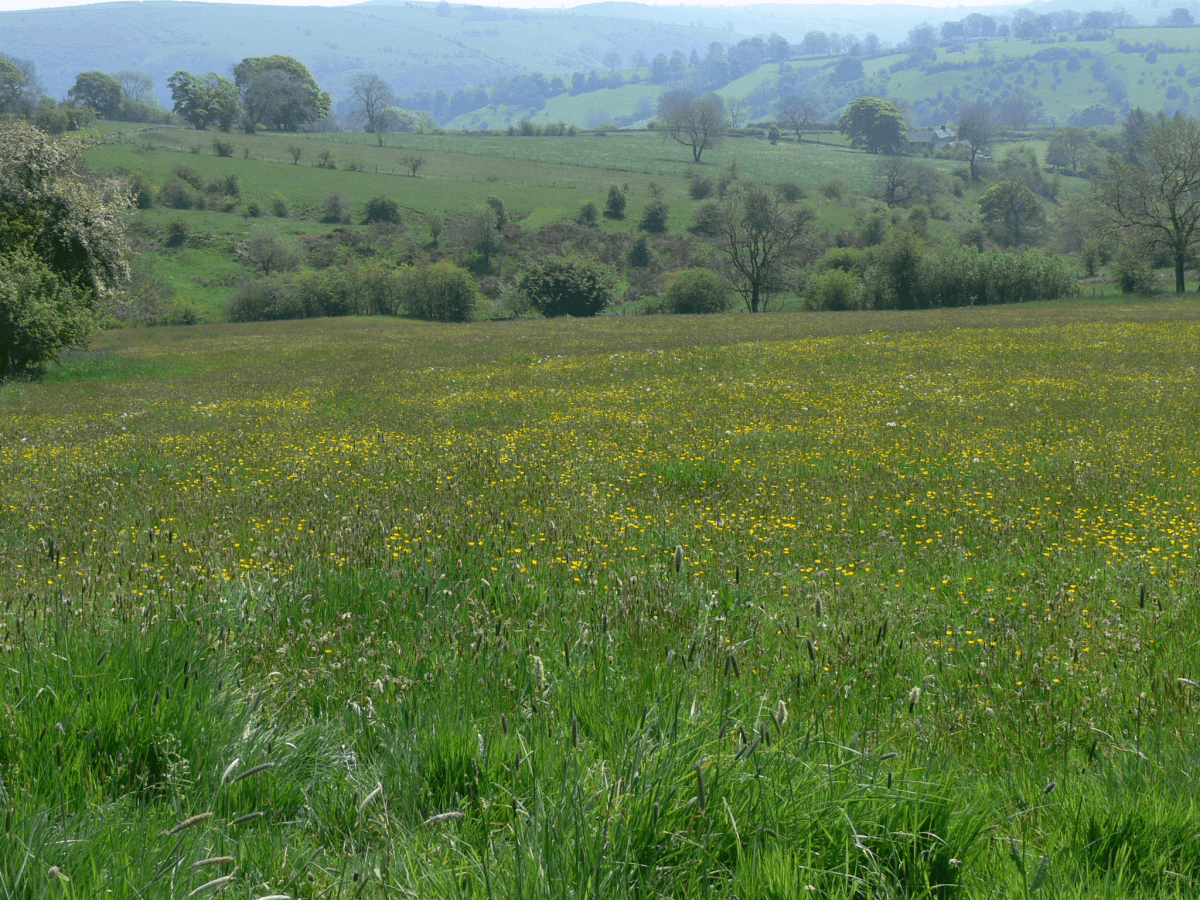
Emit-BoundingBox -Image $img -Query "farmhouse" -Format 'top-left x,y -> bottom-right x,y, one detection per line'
905,127 -> 955,153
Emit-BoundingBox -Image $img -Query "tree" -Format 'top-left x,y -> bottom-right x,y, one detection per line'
401,153 -> 425,176
233,56 -> 330,132
832,58 -> 864,84
0,55 -> 41,115
1046,126 -> 1092,173
713,181 -> 815,312
727,97 -> 747,129
996,88 -> 1038,130
873,157 -> 937,208
602,50 -> 622,72
604,184 -> 627,220
1093,114 -> 1200,293
838,96 -> 906,154
1168,7 -> 1194,27
663,268 -> 731,314
776,94 -> 819,142
468,205 -> 502,270
349,73 -> 395,133
656,89 -> 727,162
956,102 -> 994,181
168,71 -> 238,131
68,71 -> 122,118
114,71 -> 155,104
518,253 -> 617,317
401,261 -> 477,322
908,23 -> 937,46
979,180 -> 1045,245
639,199 -> 670,233
0,121 -> 131,376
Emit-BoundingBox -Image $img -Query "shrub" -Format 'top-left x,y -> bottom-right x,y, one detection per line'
776,181 -> 806,202
270,192 -> 289,218
363,196 -> 402,225
227,276 -> 304,322
688,174 -> 715,200
1113,252 -> 1156,295
401,261 -> 478,322
663,267 -> 730,314
485,196 -> 507,229
317,148 -> 336,169
690,201 -> 723,236
821,176 -> 847,201
804,268 -> 863,311
171,166 -> 204,189
638,199 -> 670,234
576,202 -> 599,227
320,192 -> 351,224
518,252 -> 618,317
240,231 -> 300,276
165,218 -> 191,248
603,184 -> 626,219
245,199 -> 262,218
128,172 -> 155,209
629,235 -> 651,267
212,139 -> 234,157
768,124 -> 781,144
159,178 -> 204,210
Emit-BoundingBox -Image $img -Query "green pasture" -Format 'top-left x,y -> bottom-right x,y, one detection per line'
3,300 -> 1200,899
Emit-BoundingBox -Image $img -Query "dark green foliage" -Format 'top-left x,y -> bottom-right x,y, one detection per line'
688,174 -> 714,200
662,267 -> 730,314
838,96 -> 907,154
67,71 -> 121,118
518,252 -> 617,317
768,124 -> 780,144
401,261 -> 478,322
638,199 -> 670,234
485,196 -> 507,229
159,178 -> 204,211
227,276 -> 304,321
629,234 -> 651,267
320,192 -> 351,224
363,196 -> 402,225
233,55 -> 331,132
1112,252 -> 1156,294
804,267 -> 863,311
0,250 -> 97,376
576,202 -> 599,227
168,70 -> 238,131
165,218 -> 191,248
212,139 -> 234,157
603,184 -> 626,220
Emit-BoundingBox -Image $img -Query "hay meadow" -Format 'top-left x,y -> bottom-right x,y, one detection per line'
2,301 -> 1200,899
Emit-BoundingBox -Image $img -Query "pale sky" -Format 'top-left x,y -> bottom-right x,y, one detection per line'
0,0 -> 1024,13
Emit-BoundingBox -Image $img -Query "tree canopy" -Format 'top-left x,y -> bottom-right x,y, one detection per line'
656,89 -> 728,163
68,71 -> 121,118
233,56 -> 330,132
838,96 -> 907,155
979,180 -> 1045,245
168,71 -> 238,131
1093,112 -> 1200,293
0,120 -> 131,376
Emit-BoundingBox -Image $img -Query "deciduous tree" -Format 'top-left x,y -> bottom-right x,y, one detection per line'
233,56 -> 330,133
979,180 -> 1045,245
656,89 -> 727,162
713,181 -> 815,312
1093,114 -> 1200,292
349,72 -> 395,133
956,102 -> 994,181
838,96 -> 906,154
68,71 -> 122,118
168,71 -> 238,131
0,121 -> 131,376
775,94 -> 819,142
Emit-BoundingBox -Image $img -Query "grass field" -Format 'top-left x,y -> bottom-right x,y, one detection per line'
3,299 -> 1200,898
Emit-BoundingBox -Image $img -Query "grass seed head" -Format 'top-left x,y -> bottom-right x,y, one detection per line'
673,545 -> 683,573
167,812 -> 214,835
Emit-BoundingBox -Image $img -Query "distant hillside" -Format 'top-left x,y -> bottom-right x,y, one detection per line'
0,1 -> 740,105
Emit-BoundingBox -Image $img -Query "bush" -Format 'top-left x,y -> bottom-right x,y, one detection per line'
363,196 -> 402,225
270,192 -> 289,218
518,252 -> 618,317
165,218 -> 191,248
576,202 -> 599,227
212,139 -> 234,157
688,174 -> 715,200
240,231 -> 300,276
663,267 -> 730,314
245,199 -> 262,218
128,171 -> 155,209
0,250 -> 97,375
227,276 -> 304,322
821,177 -> 847,201
603,184 -> 626,219
638,199 -> 670,234
804,268 -> 863,311
690,201 -> 723,236
629,235 -> 651,267
159,178 -> 204,210
768,124 -> 781,144
171,166 -> 204,189
485,196 -> 507,229
401,261 -> 478,322
1113,253 -> 1156,295
320,192 -> 351,224
776,181 -> 806,203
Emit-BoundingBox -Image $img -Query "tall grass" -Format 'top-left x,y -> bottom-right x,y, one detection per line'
2,303 -> 1200,897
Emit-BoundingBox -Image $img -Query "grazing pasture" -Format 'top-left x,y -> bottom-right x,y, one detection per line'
2,301 -> 1199,899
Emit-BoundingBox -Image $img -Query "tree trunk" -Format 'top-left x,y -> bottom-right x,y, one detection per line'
750,284 -> 760,313
1176,253 -> 1186,293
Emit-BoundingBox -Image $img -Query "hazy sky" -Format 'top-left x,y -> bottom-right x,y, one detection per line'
0,0 -> 1022,13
